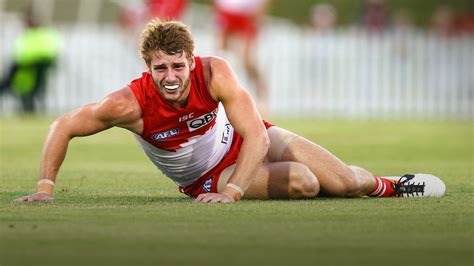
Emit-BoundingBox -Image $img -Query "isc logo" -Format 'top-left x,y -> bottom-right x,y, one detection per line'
187,109 -> 218,132
151,128 -> 180,141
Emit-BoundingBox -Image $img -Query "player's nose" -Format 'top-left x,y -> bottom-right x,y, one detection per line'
165,70 -> 178,82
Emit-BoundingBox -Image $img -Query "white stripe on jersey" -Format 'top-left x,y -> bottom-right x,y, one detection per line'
134,105 -> 234,186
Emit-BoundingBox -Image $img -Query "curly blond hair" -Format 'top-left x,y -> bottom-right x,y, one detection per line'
139,19 -> 195,67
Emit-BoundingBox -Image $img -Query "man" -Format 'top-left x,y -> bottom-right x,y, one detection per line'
16,19 -> 445,203
214,0 -> 270,114
147,0 -> 188,21
0,10 -> 60,113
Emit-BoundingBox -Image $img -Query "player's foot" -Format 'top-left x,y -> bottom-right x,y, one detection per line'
386,174 -> 446,197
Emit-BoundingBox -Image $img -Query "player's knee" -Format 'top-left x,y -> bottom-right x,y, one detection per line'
289,164 -> 320,199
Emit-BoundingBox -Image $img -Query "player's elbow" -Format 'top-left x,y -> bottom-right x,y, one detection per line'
50,115 -> 65,132
49,114 -> 74,139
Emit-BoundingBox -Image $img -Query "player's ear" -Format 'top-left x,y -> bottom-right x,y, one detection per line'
189,56 -> 195,71
146,62 -> 152,73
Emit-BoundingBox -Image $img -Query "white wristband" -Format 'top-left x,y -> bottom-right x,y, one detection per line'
226,183 -> 244,197
37,179 -> 55,186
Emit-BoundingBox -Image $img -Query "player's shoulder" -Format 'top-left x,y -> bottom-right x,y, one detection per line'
200,56 -> 231,73
96,86 -> 142,124
200,56 -> 241,101
201,56 -> 236,82
199,56 -> 233,89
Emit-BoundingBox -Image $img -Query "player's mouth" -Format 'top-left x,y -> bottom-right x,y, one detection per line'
163,84 -> 180,93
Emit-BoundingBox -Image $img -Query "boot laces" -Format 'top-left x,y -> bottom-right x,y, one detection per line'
394,174 -> 425,197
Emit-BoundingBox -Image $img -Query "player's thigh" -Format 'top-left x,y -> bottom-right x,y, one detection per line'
217,161 -> 319,199
267,126 -> 358,194
266,126 -> 299,162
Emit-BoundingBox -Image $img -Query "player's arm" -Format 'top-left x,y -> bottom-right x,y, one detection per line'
15,87 -> 142,202
195,57 -> 270,203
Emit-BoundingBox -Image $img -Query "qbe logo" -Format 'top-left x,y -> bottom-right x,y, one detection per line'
151,128 -> 179,141
186,109 -> 218,132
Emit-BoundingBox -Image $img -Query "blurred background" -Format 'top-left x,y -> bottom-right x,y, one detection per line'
0,0 -> 473,119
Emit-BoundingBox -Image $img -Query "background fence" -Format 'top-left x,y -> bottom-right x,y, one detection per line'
1,2 -> 473,119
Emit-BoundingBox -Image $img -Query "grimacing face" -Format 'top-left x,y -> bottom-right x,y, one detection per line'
149,50 -> 195,107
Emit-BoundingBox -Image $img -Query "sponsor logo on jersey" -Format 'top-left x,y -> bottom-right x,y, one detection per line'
221,123 -> 231,144
187,108 -> 218,132
203,176 -> 213,192
151,128 -> 180,141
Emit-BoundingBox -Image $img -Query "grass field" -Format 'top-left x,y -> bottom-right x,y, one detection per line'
0,117 -> 472,266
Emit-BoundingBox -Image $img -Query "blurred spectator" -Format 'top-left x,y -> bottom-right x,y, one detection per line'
430,5 -> 474,37
117,0 -> 147,35
359,0 -> 391,33
0,9 -> 60,113
148,0 -> 188,21
393,9 -> 412,32
116,0 -> 188,42
430,5 -> 455,37
452,7 -> 474,35
310,3 -> 337,33
214,0 -> 271,115
453,16 -> 474,35
392,9 -> 414,59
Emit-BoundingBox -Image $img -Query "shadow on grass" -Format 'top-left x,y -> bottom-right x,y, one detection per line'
3,191 -> 191,205
4,191 -> 390,207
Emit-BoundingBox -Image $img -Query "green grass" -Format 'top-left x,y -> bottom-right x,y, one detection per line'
0,117 -> 473,266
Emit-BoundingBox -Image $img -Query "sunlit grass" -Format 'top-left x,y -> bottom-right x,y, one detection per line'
0,117 -> 472,266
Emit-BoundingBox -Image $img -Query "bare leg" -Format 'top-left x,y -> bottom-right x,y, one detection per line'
268,127 -> 375,197
218,162 -> 319,199
217,127 -> 445,199
242,36 -> 268,114
218,30 -> 231,52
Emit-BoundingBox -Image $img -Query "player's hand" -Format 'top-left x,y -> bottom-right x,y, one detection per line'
15,192 -> 53,202
194,192 -> 235,203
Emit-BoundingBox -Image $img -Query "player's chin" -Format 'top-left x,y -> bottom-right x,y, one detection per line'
163,89 -> 179,95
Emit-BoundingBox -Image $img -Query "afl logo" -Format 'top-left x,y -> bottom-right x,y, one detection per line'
151,128 -> 179,141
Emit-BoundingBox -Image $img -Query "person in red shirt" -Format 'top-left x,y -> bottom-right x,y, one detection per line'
16,19 -> 445,203
147,0 -> 188,21
214,0 -> 270,114
118,0 -> 187,38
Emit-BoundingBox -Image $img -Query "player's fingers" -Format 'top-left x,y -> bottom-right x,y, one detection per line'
221,197 -> 233,203
200,195 -> 214,203
41,196 -> 53,202
217,197 -> 233,203
210,197 -> 222,203
38,193 -> 53,201
14,196 -> 28,202
194,194 -> 206,202
195,194 -> 212,203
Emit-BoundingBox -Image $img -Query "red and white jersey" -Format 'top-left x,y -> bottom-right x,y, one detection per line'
128,57 -> 234,186
215,0 -> 266,15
